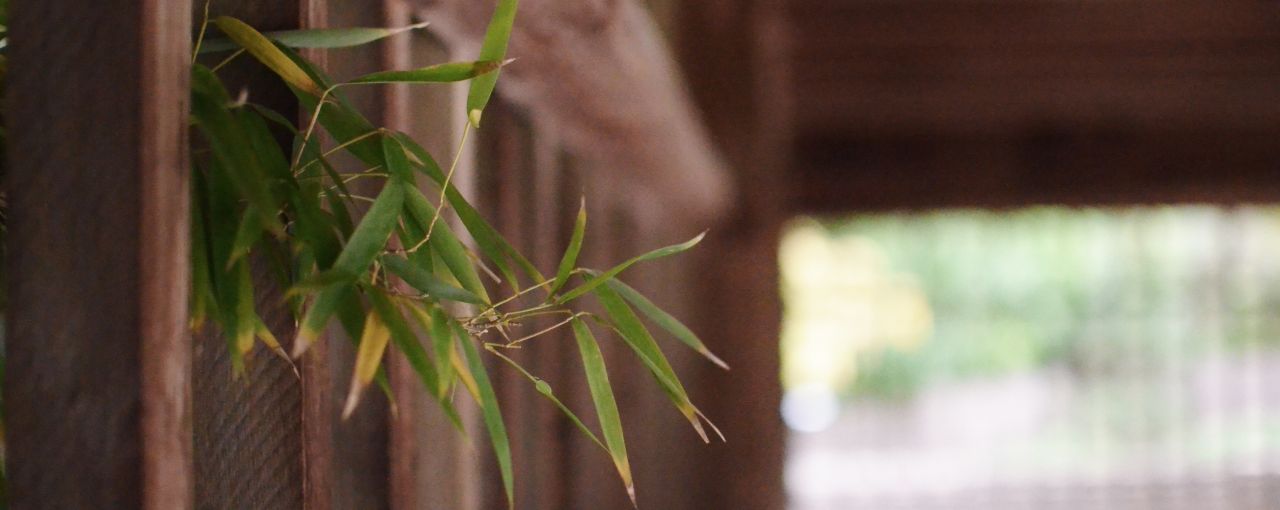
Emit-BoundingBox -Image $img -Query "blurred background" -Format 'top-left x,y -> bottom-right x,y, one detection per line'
781,208 -> 1280,509
770,1 -> 1280,509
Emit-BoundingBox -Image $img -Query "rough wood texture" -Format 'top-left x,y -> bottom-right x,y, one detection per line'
407,0 -> 733,227
6,0 -> 193,508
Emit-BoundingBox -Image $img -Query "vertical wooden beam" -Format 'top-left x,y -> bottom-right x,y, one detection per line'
6,0 -> 193,508
677,0 -> 791,509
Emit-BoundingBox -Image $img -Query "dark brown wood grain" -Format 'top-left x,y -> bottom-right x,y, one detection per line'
6,0 -> 193,508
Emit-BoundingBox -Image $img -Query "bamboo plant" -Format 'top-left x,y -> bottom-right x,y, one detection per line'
181,1 -> 726,507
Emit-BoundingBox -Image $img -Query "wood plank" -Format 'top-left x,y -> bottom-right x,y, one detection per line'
5,0 -> 193,508
788,0 -> 1280,48
790,129 -> 1280,213
676,0 -> 790,509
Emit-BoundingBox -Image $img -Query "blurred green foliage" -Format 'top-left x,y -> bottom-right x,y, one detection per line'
782,206 -> 1280,400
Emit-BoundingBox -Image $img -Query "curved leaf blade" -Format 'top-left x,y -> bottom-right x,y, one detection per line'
382,255 -> 485,305
549,197 -> 586,296
343,310 -> 391,419
350,59 -> 506,85
556,231 -> 706,304
466,0 -> 520,126
572,318 -> 636,506
213,16 -> 321,95
455,321 -> 515,509
200,22 -> 430,54
597,275 -> 728,370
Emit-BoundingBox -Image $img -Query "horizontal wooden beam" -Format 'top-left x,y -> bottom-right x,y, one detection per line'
790,128 -> 1280,213
406,0 -> 734,225
788,0 -> 1280,136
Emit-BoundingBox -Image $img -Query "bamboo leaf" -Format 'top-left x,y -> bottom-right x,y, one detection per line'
380,135 -> 415,182
595,274 -> 728,370
382,255 -> 485,305
485,345 -> 605,451
401,185 -> 491,303
350,59 -> 506,85
343,310 -> 391,419
393,132 -> 543,286
200,21 -> 430,54
370,291 -> 465,431
572,318 -> 636,506
556,231 -> 706,304
592,284 -> 713,443
404,304 -> 455,400
292,283 -> 351,358
331,179 -> 404,276
213,16 -> 322,95
549,197 -> 586,295
466,0 -> 520,126
455,320 -> 514,508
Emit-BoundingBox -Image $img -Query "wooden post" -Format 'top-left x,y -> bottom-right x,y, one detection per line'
5,0 -> 194,508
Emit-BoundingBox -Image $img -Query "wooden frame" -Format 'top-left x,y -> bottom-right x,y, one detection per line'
6,0 -> 194,508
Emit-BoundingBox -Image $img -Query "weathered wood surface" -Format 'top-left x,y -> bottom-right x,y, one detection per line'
6,0 -> 193,508
406,0 -> 733,227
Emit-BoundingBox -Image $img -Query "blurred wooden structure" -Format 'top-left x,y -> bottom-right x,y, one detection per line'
4,0 -> 785,509
787,0 -> 1280,212
13,0 -> 1276,508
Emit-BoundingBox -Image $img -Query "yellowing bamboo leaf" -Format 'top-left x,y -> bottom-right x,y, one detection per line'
343,310 -> 391,419
214,16 -> 322,95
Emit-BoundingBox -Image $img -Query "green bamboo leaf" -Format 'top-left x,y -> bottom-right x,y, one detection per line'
200,21 -> 430,54
455,320 -> 514,508
393,132 -> 543,286
485,345 -> 605,450
213,16 -> 322,95
380,135 -> 415,182
369,290 -> 465,431
190,169 -> 215,329
226,207 -> 261,268
285,268 -> 356,298
467,0 -> 520,126
556,231 -> 706,304
594,274 -> 728,370
190,67 -> 285,236
593,284 -> 713,443
343,310 -> 391,419
403,304 -> 455,400
381,255 -> 484,305
292,283 -> 352,358
349,59 -> 507,85
330,179 -> 404,276
549,197 -> 586,295
571,318 -> 636,506
401,186 -> 491,303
